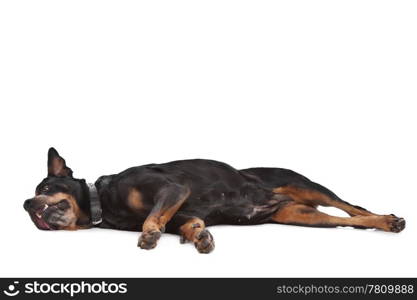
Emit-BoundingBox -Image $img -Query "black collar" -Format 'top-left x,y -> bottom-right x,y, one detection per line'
87,183 -> 102,226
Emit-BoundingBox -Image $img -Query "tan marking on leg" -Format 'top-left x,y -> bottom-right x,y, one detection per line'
179,217 -> 215,253
142,216 -> 160,232
142,188 -> 190,232
139,188 -> 191,250
179,218 -> 205,242
273,186 -> 375,216
272,202 -> 404,232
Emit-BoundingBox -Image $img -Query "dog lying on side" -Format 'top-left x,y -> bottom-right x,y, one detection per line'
23,148 -> 405,253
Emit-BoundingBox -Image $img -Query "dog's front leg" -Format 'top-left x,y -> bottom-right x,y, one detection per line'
178,217 -> 215,254
138,183 -> 190,250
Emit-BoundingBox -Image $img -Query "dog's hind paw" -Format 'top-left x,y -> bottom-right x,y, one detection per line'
138,230 -> 162,250
387,214 -> 405,233
194,229 -> 215,254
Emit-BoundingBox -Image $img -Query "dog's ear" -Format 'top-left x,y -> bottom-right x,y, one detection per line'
47,147 -> 73,177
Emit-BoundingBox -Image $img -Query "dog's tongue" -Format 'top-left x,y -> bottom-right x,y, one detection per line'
35,215 -> 51,230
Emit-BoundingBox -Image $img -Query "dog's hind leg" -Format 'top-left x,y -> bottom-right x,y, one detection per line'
273,182 -> 378,217
271,202 -> 405,232
138,183 -> 190,250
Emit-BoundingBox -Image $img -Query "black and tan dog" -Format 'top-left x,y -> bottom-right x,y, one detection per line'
24,148 -> 405,253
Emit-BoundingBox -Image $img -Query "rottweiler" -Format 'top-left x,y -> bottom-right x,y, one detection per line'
23,148 -> 405,253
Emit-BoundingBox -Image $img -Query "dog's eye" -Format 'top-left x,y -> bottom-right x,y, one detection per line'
41,186 -> 49,193
56,199 -> 70,210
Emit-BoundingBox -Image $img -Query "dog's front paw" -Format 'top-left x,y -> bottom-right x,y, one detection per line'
386,214 -> 406,233
138,230 -> 162,250
194,229 -> 215,254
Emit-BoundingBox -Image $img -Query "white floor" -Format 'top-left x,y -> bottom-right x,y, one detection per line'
2,201 -> 415,277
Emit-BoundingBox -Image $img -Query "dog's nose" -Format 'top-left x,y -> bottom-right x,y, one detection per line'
23,199 -> 33,211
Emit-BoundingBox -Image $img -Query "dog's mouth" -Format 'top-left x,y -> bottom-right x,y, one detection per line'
30,204 -> 52,230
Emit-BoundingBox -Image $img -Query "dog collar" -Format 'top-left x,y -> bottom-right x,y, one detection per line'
87,183 -> 102,226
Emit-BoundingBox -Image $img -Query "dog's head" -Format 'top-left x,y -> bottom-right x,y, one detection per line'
23,148 -> 91,230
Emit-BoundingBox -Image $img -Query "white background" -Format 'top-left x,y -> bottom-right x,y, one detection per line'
0,0 -> 416,277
